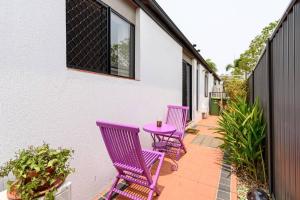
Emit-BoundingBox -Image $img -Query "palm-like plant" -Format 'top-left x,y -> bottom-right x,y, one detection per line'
205,58 -> 218,72
215,98 -> 267,184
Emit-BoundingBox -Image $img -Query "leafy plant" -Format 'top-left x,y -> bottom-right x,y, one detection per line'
215,98 -> 267,184
205,58 -> 218,72
226,21 -> 278,76
0,143 -> 74,200
222,77 -> 247,101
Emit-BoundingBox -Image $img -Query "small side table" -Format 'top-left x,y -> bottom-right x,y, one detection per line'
143,123 -> 178,170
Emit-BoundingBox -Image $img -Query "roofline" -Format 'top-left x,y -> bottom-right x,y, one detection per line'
132,0 -> 221,81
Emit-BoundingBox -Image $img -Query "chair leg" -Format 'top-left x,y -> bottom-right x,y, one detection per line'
176,148 -> 181,161
155,186 -> 161,196
106,177 -> 120,200
148,189 -> 155,200
180,139 -> 187,153
174,139 -> 187,160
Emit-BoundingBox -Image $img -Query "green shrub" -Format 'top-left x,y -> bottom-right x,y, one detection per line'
215,98 -> 266,184
223,77 -> 248,101
0,143 -> 74,200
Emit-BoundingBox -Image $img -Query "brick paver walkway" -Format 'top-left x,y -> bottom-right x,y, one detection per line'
95,116 -> 237,200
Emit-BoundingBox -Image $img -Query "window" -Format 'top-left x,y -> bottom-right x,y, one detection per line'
205,72 -> 209,97
66,0 -> 135,79
110,12 -> 135,78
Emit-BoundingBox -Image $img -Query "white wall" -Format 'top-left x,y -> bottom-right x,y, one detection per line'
208,73 -> 215,96
193,64 -> 215,120
191,59 -> 198,120
0,1 -> 182,199
101,0 -> 136,24
181,56 -> 217,121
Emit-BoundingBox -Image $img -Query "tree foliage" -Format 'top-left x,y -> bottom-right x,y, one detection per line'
222,76 -> 247,101
111,39 -> 130,76
227,21 -> 278,75
205,58 -> 218,72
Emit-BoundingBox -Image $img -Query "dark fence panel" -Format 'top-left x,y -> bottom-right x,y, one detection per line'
253,52 -> 269,118
295,3 -> 300,200
252,51 -> 272,187
248,1 -> 300,199
247,74 -> 254,103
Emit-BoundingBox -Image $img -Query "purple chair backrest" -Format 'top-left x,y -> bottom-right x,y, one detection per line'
166,105 -> 189,136
96,121 -> 151,180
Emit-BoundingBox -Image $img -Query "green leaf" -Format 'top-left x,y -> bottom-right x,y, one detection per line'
47,159 -> 59,167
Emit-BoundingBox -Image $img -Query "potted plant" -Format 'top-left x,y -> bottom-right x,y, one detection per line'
0,143 -> 74,200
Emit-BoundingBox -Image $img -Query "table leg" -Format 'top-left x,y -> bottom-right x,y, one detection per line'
151,134 -> 178,171
151,133 -> 156,150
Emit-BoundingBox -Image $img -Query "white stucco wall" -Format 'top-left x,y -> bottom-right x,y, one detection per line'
0,1 -> 182,199
101,0 -> 136,24
191,59 -> 198,120
193,64 -> 215,120
209,73 -> 215,95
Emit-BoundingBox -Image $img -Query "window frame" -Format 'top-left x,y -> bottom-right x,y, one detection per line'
109,9 -> 135,79
66,0 -> 135,79
204,72 -> 209,97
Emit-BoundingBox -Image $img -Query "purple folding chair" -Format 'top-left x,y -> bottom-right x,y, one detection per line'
96,121 -> 165,200
160,105 -> 189,160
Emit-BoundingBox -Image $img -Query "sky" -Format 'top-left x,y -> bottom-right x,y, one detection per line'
156,0 -> 291,75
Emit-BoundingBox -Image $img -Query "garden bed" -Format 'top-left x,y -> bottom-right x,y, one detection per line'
236,171 -> 270,200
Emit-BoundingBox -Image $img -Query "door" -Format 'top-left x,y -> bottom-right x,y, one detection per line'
182,61 -> 192,121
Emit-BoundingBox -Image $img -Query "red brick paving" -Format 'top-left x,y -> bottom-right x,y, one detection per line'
94,116 -> 237,200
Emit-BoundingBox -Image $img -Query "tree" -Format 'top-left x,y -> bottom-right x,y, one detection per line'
222,76 -> 247,101
226,58 -> 241,73
111,39 -> 130,69
205,58 -> 218,72
111,39 -> 130,76
227,21 -> 278,75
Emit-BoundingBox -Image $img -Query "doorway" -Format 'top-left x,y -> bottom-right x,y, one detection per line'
182,61 -> 192,121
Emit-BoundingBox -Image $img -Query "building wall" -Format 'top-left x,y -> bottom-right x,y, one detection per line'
181,51 -> 217,121
191,59 -> 198,119
183,50 -> 193,65
0,1 -> 182,199
193,64 -> 214,120
101,0 -> 137,24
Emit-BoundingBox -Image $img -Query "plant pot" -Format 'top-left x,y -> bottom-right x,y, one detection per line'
7,178 -> 64,200
46,167 -> 55,174
25,167 -> 55,184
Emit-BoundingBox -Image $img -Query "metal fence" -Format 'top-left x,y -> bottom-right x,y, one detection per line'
210,92 -> 228,99
248,0 -> 300,199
